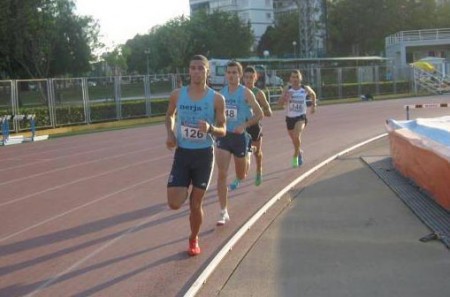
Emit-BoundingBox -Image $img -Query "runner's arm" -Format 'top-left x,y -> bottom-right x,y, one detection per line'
243,89 -> 263,128
257,89 -> 272,117
209,93 -> 226,137
165,89 -> 179,149
278,85 -> 290,107
305,85 -> 317,114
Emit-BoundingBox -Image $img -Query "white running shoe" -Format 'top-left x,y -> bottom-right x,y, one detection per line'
216,209 -> 230,226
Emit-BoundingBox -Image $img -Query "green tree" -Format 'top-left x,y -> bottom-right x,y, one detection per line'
257,12 -> 299,58
0,0 -> 99,79
125,10 -> 254,74
188,10 -> 254,59
326,0 -> 448,56
153,16 -> 192,72
102,45 -> 130,76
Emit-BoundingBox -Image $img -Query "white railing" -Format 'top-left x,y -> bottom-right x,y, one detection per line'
386,28 -> 450,46
412,66 -> 450,95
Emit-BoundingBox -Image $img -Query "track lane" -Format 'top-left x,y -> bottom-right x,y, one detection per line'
1,96 -> 449,297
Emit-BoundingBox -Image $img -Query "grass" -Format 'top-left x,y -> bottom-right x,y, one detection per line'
12,92 -> 419,139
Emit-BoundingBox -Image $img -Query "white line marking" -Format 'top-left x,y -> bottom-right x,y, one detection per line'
0,172 -> 168,243
0,147 -> 152,186
183,133 -> 388,297
0,153 -> 170,208
0,137 -> 162,172
24,207 -> 171,297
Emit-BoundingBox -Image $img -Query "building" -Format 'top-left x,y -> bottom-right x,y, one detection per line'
189,0 -> 327,57
189,0 -> 275,45
385,28 -> 450,77
273,0 -> 327,57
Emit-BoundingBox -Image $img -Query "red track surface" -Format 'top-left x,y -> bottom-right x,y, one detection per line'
1,96 -> 448,297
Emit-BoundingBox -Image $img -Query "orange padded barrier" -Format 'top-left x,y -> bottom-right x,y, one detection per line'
386,125 -> 450,211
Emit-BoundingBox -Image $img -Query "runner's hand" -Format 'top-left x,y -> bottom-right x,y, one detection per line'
198,120 -> 209,133
234,125 -> 246,134
166,132 -> 177,150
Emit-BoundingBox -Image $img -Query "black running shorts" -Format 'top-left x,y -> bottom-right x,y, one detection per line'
216,132 -> 250,158
167,146 -> 214,190
246,122 -> 262,142
285,115 -> 307,130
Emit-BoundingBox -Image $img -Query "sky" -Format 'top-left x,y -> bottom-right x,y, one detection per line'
75,0 -> 191,49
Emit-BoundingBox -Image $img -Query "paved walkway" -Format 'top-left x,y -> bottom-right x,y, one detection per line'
197,137 -> 450,297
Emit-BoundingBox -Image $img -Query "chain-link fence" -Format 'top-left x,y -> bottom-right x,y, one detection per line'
0,66 -> 414,133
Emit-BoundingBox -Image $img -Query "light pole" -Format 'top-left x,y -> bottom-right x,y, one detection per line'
292,41 -> 297,58
144,48 -> 150,75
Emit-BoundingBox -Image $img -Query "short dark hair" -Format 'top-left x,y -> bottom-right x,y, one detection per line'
190,55 -> 209,69
227,60 -> 243,75
244,66 -> 257,74
291,69 -> 302,80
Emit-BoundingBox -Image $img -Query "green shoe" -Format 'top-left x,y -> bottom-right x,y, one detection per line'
229,178 -> 241,191
292,156 -> 299,168
255,174 -> 262,186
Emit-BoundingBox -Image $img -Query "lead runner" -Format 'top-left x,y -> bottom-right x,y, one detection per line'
165,55 -> 226,256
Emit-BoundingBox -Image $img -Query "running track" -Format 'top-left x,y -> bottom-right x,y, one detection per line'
1,96 -> 448,297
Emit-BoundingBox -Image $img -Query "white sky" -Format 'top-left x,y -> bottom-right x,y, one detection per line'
75,0 -> 191,49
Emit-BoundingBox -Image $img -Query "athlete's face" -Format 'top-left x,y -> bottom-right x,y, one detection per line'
189,60 -> 208,85
243,72 -> 257,88
226,66 -> 241,86
289,72 -> 302,87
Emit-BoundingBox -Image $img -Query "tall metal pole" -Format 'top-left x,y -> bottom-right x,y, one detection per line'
144,48 -> 150,75
292,41 -> 297,58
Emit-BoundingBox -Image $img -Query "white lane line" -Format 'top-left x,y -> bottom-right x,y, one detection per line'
0,147 -> 153,186
0,172 -> 168,243
0,153 -> 170,208
24,205 -> 171,297
183,133 -> 388,297
0,137 -> 163,173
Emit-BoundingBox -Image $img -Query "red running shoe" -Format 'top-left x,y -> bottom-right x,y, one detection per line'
188,238 -> 201,256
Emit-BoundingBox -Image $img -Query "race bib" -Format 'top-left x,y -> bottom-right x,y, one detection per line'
289,102 -> 304,113
225,105 -> 238,121
181,124 -> 206,140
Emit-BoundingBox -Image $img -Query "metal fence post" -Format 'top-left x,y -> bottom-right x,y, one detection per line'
81,78 -> 91,124
48,78 -> 57,128
115,76 -> 122,120
144,75 -> 152,116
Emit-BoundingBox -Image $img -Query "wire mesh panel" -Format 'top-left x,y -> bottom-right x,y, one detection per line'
87,77 -> 117,122
53,78 -> 86,126
0,80 -> 13,116
16,80 -> 52,131
120,76 -> 147,119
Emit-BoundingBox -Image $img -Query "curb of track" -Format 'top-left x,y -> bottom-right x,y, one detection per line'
184,133 -> 388,297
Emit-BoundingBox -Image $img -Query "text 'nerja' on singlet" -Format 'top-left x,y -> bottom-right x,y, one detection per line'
176,86 -> 215,149
286,85 -> 307,118
220,84 -> 253,133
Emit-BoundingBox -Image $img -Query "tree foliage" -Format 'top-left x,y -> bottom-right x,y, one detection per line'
327,0 -> 450,56
125,10 -> 254,74
0,0 -> 99,79
257,12 -> 299,58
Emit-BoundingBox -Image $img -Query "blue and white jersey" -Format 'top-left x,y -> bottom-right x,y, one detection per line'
286,86 -> 307,118
176,86 -> 215,149
220,84 -> 252,132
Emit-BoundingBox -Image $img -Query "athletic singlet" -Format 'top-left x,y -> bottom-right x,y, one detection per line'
220,84 -> 252,132
176,86 -> 215,149
286,85 -> 307,118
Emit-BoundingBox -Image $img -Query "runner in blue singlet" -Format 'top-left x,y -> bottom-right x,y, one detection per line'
215,61 -> 263,226
165,55 -> 226,256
